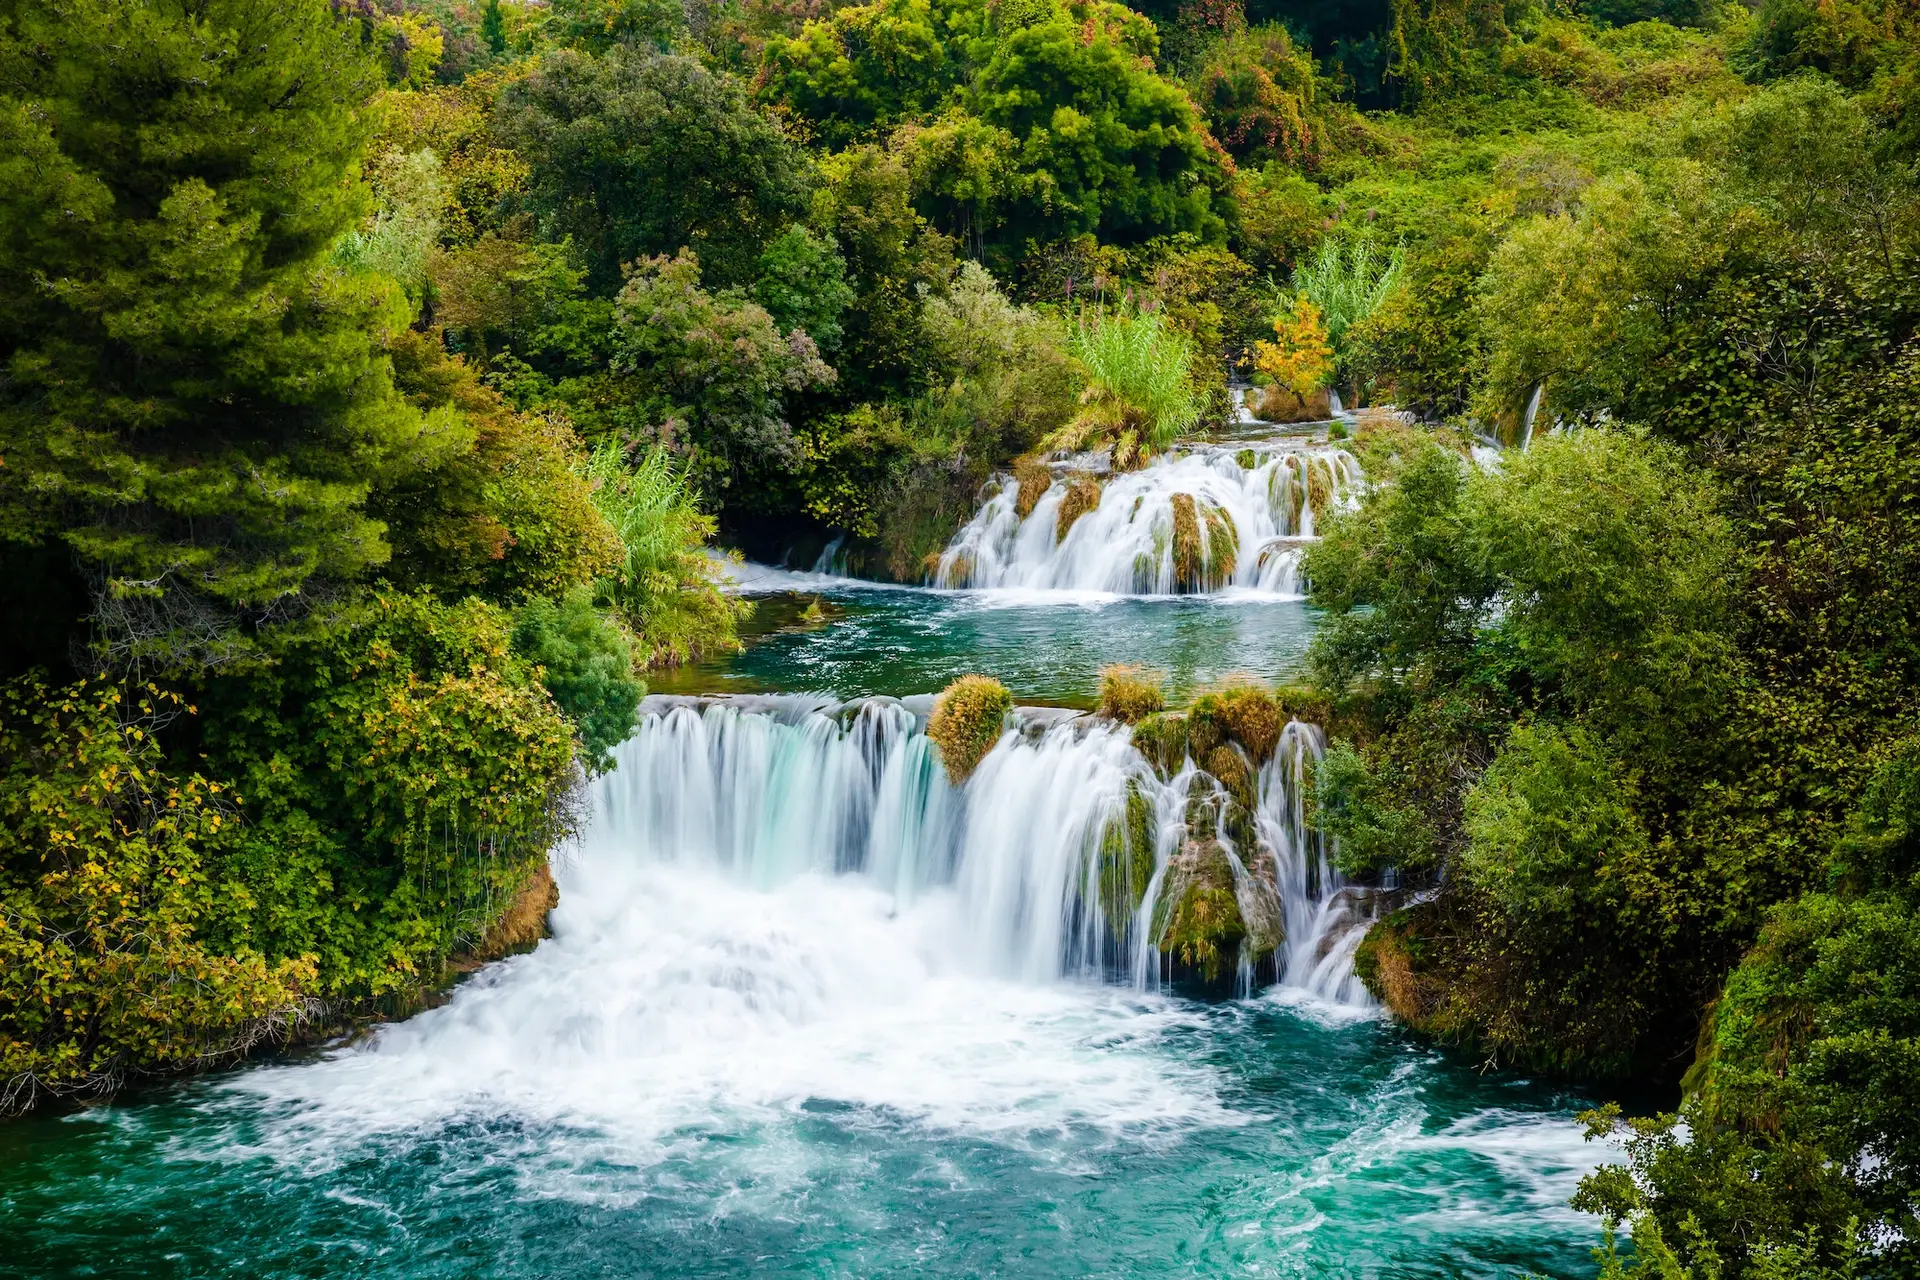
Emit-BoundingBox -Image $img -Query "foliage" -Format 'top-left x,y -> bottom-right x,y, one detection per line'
373,329 -> 623,602
1253,295 -> 1336,394
581,441 -> 743,666
511,588 -> 644,774
609,250 -> 835,492
761,0 -> 1228,252
1050,306 -> 1203,460
494,47 -> 810,292
1461,721 -> 1646,925
752,225 -> 857,355
1284,237 -> 1405,385
807,144 -> 958,402
193,593 -> 578,1005
1098,664 -> 1166,724
1575,739 -> 1920,1276
333,148 -> 446,305
0,680 -> 313,1113
1185,19 -> 1324,166
928,674 -> 1012,783
0,0 -> 422,665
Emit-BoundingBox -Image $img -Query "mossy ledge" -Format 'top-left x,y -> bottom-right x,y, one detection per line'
928,674 -> 1013,783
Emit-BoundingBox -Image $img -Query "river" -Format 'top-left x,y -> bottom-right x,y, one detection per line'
0,439 -> 1616,1279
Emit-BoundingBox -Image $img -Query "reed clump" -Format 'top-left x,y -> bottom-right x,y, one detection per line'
1097,663 -> 1165,723
928,674 -> 1012,783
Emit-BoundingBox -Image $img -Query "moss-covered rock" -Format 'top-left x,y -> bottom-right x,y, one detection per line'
1098,779 -> 1157,932
1130,711 -> 1189,778
1353,908 -> 1442,1032
1155,838 -> 1246,988
1191,682 -> 1284,765
1013,456 -> 1052,519
1170,492 -> 1203,592
1306,455 -> 1333,519
1097,663 -> 1165,724
928,674 -> 1012,783
1202,503 -> 1238,586
1204,743 -> 1257,814
1235,448 -> 1258,470
1184,774 -> 1222,841
1054,473 -> 1101,541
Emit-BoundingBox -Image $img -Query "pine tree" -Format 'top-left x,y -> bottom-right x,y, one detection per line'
0,0 -> 429,667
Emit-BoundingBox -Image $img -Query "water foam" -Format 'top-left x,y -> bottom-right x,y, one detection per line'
934,444 -> 1364,596
229,699 -> 1373,1170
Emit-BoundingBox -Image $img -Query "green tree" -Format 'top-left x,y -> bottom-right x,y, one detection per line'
0,0 -> 427,668
482,0 -> 508,55
493,48 -> 811,292
610,249 -> 835,491
752,225 -> 857,354
971,1 -> 1227,246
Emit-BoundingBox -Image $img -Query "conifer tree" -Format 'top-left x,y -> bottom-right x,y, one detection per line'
0,0 -> 430,666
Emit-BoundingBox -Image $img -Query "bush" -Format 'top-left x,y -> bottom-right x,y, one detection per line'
196,594 -> 579,1005
1098,664 -> 1166,723
0,680 -> 314,1113
583,440 -> 744,666
512,588 -> 645,773
1462,721 -> 1646,925
927,674 -> 1012,783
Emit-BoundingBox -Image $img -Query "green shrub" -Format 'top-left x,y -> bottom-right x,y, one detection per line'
583,440 -> 743,666
512,588 -> 645,773
197,594 -> 578,1005
927,674 -> 1012,783
0,680 -> 314,1113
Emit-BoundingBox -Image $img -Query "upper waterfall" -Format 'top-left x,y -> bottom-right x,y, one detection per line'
932,441 -> 1364,596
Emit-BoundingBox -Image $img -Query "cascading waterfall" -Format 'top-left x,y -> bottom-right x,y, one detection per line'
1260,722 -> 1375,1003
593,694 -> 1375,1004
932,443 -> 1364,596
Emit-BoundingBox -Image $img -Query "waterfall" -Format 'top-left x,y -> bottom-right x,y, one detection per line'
589,695 -> 1375,1004
932,443 -> 1363,596
1259,723 -> 1375,1004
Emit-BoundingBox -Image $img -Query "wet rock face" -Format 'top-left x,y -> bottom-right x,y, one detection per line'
1156,838 -> 1245,991
1151,835 -> 1285,998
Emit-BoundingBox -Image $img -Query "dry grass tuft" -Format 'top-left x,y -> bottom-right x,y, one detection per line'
1097,663 -> 1165,723
928,674 -> 1013,783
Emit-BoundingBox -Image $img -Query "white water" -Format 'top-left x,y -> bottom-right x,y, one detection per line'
237,697 -> 1380,1163
933,444 -> 1364,596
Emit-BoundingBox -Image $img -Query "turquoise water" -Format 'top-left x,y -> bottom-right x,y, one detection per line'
0,577 -> 1616,1279
651,576 -> 1323,705
0,994 -> 1604,1279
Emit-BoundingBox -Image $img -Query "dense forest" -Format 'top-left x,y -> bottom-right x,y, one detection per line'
2,0 -> 1918,1274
